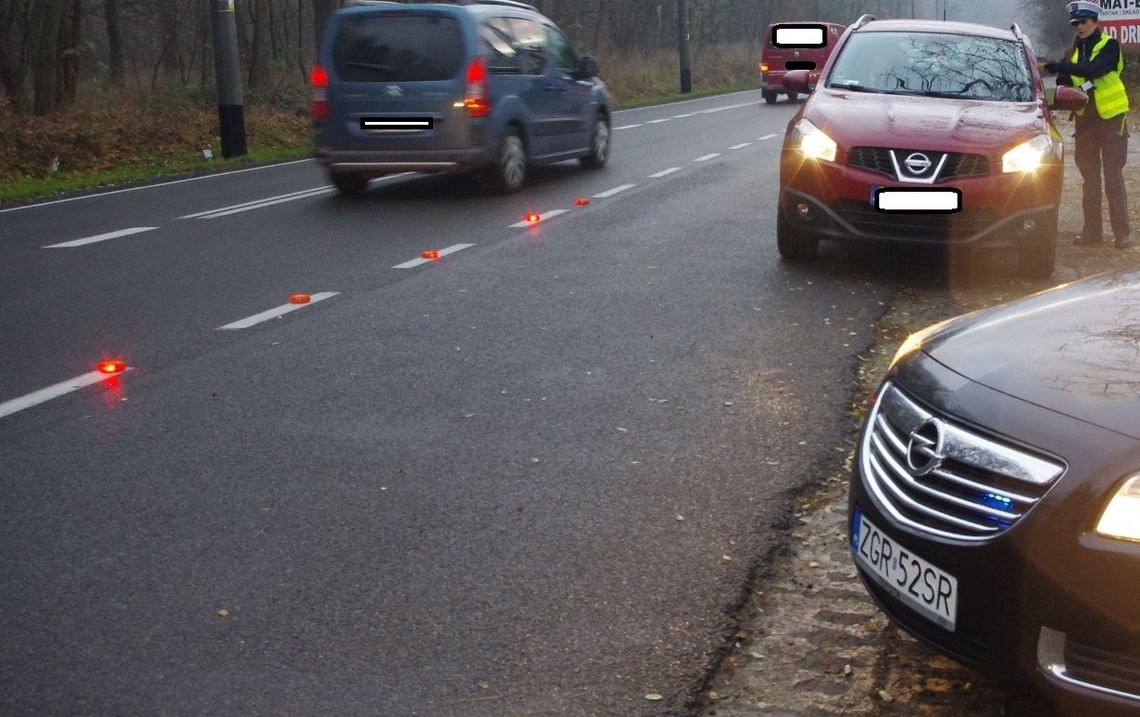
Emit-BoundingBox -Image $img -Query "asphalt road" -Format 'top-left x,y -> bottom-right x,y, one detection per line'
0,90 -> 895,715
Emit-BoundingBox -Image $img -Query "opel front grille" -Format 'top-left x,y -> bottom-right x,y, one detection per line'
861,382 -> 1065,541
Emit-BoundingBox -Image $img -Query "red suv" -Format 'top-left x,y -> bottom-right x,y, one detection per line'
777,16 -> 1088,277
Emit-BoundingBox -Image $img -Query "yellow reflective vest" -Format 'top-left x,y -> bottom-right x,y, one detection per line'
1070,33 -> 1129,119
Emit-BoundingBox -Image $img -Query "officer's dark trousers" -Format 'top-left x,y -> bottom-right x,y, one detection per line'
1074,113 -> 1130,240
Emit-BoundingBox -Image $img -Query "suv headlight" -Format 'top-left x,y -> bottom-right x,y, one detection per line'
793,118 -> 837,162
1097,474 -> 1140,543
1002,134 -> 1053,173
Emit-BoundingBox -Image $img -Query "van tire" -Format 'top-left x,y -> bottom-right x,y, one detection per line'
331,172 -> 370,196
491,128 -> 527,193
786,91 -> 800,102
776,205 -> 819,262
762,90 -> 778,104
580,116 -> 610,169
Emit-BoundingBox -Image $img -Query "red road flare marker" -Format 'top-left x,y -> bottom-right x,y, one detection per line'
289,293 -> 312,304
98,360 -> 126,374
574,197 -> 590,206
421,249 -> 441,260
525,212 -> 541,223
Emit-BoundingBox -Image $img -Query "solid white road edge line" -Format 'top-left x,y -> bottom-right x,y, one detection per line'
649,167 -> 682,178
0,368 -> 134,419
189,187 -> 336,219
693,153 -> 721,162
730,142 -> 752,150
592,184 -> 635,199
393,243 -> 476,269
508,210 -> 568,229
43,226 -> 158,249
217,292 -> 340,330
613,124 -> 642,130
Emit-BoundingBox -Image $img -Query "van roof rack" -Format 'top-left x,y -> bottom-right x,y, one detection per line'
346,0 -> 539,10
852,14 -> 877,29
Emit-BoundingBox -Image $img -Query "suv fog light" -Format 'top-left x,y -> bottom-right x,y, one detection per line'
796,203 -> 812,220
1022,218 -> 1036,234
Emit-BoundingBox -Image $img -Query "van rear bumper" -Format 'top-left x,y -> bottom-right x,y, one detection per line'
316,147 -> 490,174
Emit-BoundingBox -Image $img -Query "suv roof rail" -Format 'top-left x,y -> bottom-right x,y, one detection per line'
852,14 -> 876,29
346,0 -> 539,10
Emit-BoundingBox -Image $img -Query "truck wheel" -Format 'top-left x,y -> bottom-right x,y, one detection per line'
762,90 -> 778,104
786,91 -> 800,103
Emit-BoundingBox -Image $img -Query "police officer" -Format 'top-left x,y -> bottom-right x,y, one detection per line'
1044,1 -> 1131,249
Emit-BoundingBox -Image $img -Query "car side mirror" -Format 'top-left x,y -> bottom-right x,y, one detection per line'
577,56 -> 599,79
783,69 -> 812,94
1050,84 -> 1088,112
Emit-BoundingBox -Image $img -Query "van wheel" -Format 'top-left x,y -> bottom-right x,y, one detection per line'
580,116 -> 610,169
491,128 -> 527,193
762,90 -> 778,104
776,206 -> 819,262
331,172 -> 370,196
1019,211 -> 1058,279
786,91 -> 800,103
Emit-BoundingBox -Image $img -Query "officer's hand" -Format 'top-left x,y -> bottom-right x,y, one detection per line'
1042,61 -> 1061,73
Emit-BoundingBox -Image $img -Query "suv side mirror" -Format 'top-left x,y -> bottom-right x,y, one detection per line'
577,55 -> 599,79
1050,84 -> 1088,112
783,69 -> 812,94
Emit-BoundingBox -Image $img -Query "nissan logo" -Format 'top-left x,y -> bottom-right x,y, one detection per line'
904,152 -> 933,176
905,418 -> 945,477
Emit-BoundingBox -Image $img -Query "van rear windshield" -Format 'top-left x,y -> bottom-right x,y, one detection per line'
333,15 -> 463,82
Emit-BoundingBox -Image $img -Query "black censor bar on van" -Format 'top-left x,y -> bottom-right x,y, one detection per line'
360,117 -> 434,131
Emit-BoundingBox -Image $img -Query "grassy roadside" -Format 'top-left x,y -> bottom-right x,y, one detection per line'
0,42 -> 761,205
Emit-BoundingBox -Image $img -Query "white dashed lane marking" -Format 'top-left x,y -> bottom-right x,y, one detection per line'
43,226 -> 158,249
673,113 -> 694,118
393,243 -> 476,268
759,133 -> 779,140
649,167 -> 682,178
508,210 -> 567,229
0,369 -> 133,419
614,124 -> 642,130
216,292 -> 340,330
730,142 -> 752,150
592,184 -> 636,199
646,118 -> 670,124
693,153 -> 721,162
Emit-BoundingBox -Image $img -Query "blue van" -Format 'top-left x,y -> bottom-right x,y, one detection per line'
313,0 -> 612,195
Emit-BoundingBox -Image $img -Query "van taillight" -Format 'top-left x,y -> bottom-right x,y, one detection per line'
464,56 -> 490,118
310,65 -> 329,120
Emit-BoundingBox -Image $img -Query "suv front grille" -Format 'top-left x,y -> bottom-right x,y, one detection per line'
860,382 -> 1065,541
833,201 -> 996,242
847,147 -> 990,181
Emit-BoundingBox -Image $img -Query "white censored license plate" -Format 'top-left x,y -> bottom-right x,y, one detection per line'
874,188 -> 961,212
852,508 -> 958,631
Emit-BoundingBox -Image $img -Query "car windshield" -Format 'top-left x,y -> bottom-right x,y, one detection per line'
826,31 -> 1033,101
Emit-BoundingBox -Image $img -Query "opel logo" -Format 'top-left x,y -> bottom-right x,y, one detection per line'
905,418 -> 945,477
904,152 -> 933,176
385,85 -> 403,97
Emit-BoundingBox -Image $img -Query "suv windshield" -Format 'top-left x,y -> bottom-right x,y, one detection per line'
827,31 -> 1033,101
333,14 -> 463,82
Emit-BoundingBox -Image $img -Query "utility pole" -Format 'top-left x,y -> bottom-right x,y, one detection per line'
677,0 -> 692,93
211,0 -> 247,158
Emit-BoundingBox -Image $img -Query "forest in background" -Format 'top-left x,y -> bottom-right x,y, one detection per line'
0,1 -> 1133,192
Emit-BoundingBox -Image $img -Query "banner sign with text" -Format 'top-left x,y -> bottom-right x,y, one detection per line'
1098,0 -> 1140,46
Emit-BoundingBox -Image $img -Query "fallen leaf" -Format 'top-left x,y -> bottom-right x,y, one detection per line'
878,690 -> 893,703
478,680 -> 490,690
675,514 -> 685,521
216,608 -> 229,618
644,693 -> 663,701
616,427 -> 628,433
843,664 -> 853,677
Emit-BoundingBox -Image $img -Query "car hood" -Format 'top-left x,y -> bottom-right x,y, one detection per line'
807,89 -> 1046,152
921,269 -> 1140,440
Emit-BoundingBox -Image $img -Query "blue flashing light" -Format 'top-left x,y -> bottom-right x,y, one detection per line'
981,492 -> 1014,512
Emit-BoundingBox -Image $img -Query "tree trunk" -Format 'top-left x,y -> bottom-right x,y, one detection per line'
31,0 -> 65,115
56,0 -> 80,108
312,0 -> 336,52
103,0 -> 123,82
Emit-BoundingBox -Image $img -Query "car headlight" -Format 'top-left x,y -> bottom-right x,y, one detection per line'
794,118 -> 837,162
1096,474 -> 1140,543
1002,134 -> 1053,173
